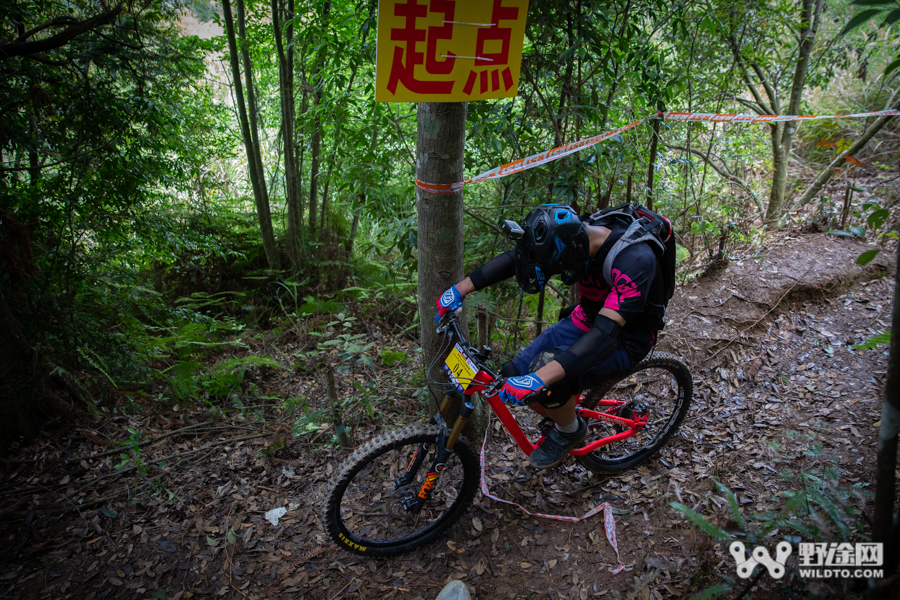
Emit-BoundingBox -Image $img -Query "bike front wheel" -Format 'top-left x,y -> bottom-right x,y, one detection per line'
320,423 -> 480,557
577,351 -> 692,474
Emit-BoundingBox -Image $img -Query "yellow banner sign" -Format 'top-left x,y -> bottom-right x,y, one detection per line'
375,0 -> 529,102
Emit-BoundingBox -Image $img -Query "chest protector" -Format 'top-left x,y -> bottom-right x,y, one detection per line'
587,203 -> 677,325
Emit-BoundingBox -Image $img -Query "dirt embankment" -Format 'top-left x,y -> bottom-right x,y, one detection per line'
663,234 -> 894,366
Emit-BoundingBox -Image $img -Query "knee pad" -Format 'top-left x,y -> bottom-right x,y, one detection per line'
534,377 -> 579,409
527,348 -> 562,373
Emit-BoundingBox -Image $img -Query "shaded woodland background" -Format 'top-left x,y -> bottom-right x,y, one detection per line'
2,0 -> 900,597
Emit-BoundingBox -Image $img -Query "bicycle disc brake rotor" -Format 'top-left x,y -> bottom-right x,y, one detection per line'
339,444 -> 465,544
587,367 -> 679,459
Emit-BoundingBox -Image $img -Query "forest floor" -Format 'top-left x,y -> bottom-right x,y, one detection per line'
0,231 -> 897,600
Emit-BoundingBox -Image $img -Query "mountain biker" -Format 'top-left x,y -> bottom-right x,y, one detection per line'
435,204 -> 664,469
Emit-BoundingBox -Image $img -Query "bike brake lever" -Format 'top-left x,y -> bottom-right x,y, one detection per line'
484,377 -> 505,397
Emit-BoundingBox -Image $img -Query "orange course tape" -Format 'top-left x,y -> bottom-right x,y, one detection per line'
416,109 -> 900,194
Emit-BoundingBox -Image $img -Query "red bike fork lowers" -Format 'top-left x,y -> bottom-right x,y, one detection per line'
401,400 -> 475,514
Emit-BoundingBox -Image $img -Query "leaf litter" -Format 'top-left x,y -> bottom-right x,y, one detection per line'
0,233 -> 895,599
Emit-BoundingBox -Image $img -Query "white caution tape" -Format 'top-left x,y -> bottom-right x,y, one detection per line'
417,109 -> 900,194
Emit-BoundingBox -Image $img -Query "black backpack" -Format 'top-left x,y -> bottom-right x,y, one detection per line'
586,202 -> 677,310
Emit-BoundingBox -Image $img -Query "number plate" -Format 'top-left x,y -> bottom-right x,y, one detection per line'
444,343 -> 477,392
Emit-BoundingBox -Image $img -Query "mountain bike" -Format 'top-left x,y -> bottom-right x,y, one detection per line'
320,312 -> 692,556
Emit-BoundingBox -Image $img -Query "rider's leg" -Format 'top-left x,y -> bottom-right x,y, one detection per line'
542,393 -> 579,427
526,391 -> 587,468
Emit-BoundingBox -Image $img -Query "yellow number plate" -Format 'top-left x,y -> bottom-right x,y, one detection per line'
444,344 -> 477,392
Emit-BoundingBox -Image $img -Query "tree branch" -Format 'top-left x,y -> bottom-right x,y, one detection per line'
0,5 -> 123,60
727,38 -> 773,115
664,142 -> 765,215
522,62 -> 564,144
793,112 -> 898,209
729,96 -> 766,115
750,62 -> 781,114
15,16 -> 79,42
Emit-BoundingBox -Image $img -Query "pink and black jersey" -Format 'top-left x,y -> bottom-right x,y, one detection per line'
468,219 -> 663,333
467,218 -> 662,377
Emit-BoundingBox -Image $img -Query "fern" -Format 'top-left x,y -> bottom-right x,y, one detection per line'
77,346 -> 118,388
714,480 -> 745,532
689,584 -> 732,600
670,502 -> 733,540
854,330 -> 891,350
204,355 -> 282,399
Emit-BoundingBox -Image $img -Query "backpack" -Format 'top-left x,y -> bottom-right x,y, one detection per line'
586,202 -> 677,309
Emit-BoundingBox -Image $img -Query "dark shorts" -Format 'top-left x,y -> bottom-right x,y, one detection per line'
505,316 -> 656,409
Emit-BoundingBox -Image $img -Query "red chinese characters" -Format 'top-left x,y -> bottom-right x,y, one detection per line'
387,0 -> 457,95
463,0 -> 518,96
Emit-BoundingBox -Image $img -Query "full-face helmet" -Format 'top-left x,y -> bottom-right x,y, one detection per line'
512,205 -> 590,293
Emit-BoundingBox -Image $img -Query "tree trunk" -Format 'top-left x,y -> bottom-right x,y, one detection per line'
307,1 -> 330,243
308,93 -> 321,242
766,121 -> 788,222
416,102 -> 484,437
320,151 -> 335,234
345,193 -> 363,253
272,0 -> 303,270
766,0 -> 824,223
870,243 -> 900,598
646,106 -> 663,210
0,287 -> 54,449
536,288 -> 546,335
222,0 -> 281,270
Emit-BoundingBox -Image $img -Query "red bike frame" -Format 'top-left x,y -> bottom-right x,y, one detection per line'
459,369 -> 648,458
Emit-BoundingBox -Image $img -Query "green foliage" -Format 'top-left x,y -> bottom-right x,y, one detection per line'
293,409 -> 329,437
842,0 -> 900,47
670,502 -> 733,541
854,330 -> 892,350
116,429 -> 147,476
379,348 -> 409,367
204,355 -> 282,399
688,584 -> 733,600
312,313 -> 375,372
673,468 -> 869,547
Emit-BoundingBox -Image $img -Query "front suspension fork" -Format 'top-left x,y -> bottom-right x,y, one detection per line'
395,397 -> 475,514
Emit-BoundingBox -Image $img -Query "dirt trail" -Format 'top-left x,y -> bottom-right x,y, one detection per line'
0,233 -> 894,600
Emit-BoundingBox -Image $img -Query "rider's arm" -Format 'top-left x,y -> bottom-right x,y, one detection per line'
537,309 -> 625,384
466,250 -> 516,291
546,246 -> 656,379
448,250 -> 517,299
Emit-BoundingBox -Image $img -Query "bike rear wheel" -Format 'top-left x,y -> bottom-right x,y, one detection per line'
320,423 -> 480,556
577,352 -> 692,474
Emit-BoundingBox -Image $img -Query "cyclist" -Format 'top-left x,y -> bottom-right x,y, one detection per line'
435,204 -> 664,468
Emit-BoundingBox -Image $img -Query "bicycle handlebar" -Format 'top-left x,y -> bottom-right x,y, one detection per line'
435,312 -> 502,386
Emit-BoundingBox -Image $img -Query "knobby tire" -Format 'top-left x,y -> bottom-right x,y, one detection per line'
577,351 -> 692,474
321,423 -> 480,557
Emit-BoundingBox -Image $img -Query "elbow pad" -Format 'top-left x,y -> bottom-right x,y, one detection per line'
555,314 -> 621,375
